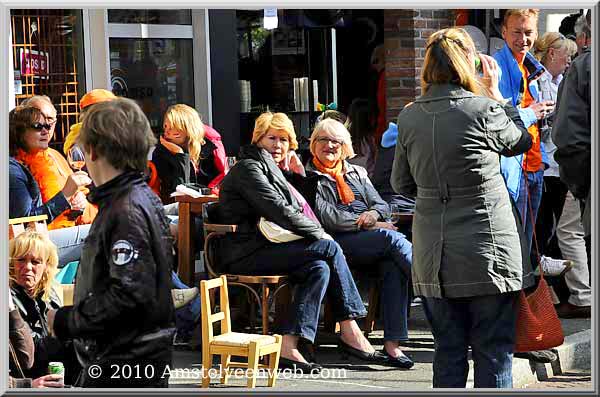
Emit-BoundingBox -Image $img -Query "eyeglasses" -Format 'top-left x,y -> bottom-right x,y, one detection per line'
30,122 -> 52,131
315,137 -> 343,147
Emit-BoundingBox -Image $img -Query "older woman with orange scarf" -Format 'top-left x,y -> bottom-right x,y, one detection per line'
9,105 -> 92,266
17,95 -> 98,229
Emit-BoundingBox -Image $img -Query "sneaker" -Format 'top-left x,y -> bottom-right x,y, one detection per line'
536,256 -> 573,277
172,287 -> 199,309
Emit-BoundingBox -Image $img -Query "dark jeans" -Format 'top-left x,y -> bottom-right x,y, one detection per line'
334,229 -> 412,341
515,170 -> 543,268
230,238 -> 366,343
535,176 -> 568,258
425,292 -> 519,388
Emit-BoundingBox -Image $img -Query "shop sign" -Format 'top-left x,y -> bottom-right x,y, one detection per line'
19,49 -> 50,79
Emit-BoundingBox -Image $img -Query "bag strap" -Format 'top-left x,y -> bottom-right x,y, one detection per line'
522,168 -> 544,282
9,340 -> 26,379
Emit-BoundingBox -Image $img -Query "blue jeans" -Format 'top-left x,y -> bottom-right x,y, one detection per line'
515,170 -> 543,255
334,229 -> 412,341
49,224 -> 91,267
425,292 -> 519,388
171,272 -> 201,338
231,238 -> 366,343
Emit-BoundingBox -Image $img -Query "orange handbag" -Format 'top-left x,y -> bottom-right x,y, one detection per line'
514,170 -> 564,353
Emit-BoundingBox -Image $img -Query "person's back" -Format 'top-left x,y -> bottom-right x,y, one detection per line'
395,87 -> 519,193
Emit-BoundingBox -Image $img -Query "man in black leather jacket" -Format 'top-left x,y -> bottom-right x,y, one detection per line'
48,98 -> 175,388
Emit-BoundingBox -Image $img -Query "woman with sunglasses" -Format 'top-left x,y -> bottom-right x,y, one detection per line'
9,106 -> 92,266
10,98 -> 97,232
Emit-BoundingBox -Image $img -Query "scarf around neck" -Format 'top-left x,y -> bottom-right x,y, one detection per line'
311,157 -> 355,205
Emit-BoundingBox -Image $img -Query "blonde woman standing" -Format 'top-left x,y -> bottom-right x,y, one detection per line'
391,27 -> 533,387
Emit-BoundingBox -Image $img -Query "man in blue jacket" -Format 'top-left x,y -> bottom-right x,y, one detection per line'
493,9 -> 556,259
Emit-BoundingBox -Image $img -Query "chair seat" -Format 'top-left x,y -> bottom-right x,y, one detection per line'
225,274 -> 287,284
212,332 -> 278,347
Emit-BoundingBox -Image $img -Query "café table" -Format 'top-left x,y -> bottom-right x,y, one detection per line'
175,194 -> 218,285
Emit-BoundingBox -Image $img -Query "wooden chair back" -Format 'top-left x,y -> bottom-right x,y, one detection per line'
200,275 -> 231,346
9,215 -> 49,239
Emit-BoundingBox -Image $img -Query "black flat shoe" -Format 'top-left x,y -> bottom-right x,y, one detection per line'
338,339 -> 388,364
278,357 -> 322,373
381,349 -> 414,369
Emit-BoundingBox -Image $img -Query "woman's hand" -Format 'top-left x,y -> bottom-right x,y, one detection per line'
478,54 -> 504,102
356,210 -> 379,229
69,190 -> 88,211
368,221 -> 398,231
32,374 -> 64,388
280,151 -> 305,175
62,171 -> 92,199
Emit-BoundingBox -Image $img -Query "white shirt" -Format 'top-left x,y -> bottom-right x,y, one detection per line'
537,70 -> 563,178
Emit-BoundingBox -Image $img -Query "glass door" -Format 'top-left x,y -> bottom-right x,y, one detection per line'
107,10 -> 195,136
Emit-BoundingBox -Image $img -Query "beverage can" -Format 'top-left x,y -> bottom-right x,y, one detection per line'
48,362 -> 65,375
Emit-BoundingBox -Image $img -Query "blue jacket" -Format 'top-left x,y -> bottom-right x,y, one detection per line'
9,157 -> 70,221
494,43 -> 549,201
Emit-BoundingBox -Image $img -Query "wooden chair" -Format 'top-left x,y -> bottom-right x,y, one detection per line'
200,275 -> 282,388
203,222 -> 290,335
9,215 -> 48,240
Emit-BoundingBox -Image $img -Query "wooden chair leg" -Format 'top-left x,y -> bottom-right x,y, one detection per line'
261,284 -> 270,335
246,341 -> 260,388
220,354 -> 230,385
365,282 -> 380,335
201,349 -> 211,387
267,335 -> 282,387
274,284 -> 291,331
323,298 -> 339,333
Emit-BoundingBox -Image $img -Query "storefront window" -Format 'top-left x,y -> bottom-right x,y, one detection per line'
236,10 -> 335,147
108,9 -> 191,25
11,9 -> 86,147
109,38 -> 194,136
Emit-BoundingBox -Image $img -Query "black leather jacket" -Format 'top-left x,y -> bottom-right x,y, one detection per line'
213,145 -> 325,271
53,171 -> 175,370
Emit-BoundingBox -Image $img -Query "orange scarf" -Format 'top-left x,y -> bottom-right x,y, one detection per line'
312,157 -> 355,205
16,148 -> 97,229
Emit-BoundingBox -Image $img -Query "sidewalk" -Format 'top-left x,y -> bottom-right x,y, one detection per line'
169,301 -> 591,390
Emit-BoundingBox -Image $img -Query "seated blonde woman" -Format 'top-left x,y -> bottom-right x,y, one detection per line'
212,111 -> 392,371
9,230 -> 80,387
305,118 -> 414,368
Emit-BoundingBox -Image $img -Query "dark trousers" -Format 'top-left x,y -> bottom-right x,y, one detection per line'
334,229 -> 412,341
535,176 -> 568,258
231,238 -> 366,343
425,292 -> 519,388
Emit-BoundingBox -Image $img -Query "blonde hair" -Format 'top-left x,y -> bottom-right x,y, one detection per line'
9,230 -> 59,302
503,9 -> 539,27
309,119 -> 355,160
421,28 -> 481,96
251,112 -> 298,150
533,32 -> 577,65
163,104 -> 206,166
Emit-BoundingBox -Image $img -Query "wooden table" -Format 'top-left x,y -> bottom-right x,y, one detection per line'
175,194 -> 218,285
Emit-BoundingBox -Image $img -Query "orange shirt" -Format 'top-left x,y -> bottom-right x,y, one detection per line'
518,63 -> 542,172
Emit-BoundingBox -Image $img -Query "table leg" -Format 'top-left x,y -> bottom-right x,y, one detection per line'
178,202 -> 195,285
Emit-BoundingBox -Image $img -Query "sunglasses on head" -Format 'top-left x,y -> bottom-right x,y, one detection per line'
30,122 -> 52,131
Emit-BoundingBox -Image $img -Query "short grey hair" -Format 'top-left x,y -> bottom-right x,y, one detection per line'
574,14 -> 591,37
309,118 -> 355,161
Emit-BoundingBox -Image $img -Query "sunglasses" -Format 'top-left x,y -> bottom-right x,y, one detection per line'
30,122 -> 52,131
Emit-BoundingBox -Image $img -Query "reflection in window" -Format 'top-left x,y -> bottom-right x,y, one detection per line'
109,38 -> 194,136
108,9 -> 191,25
